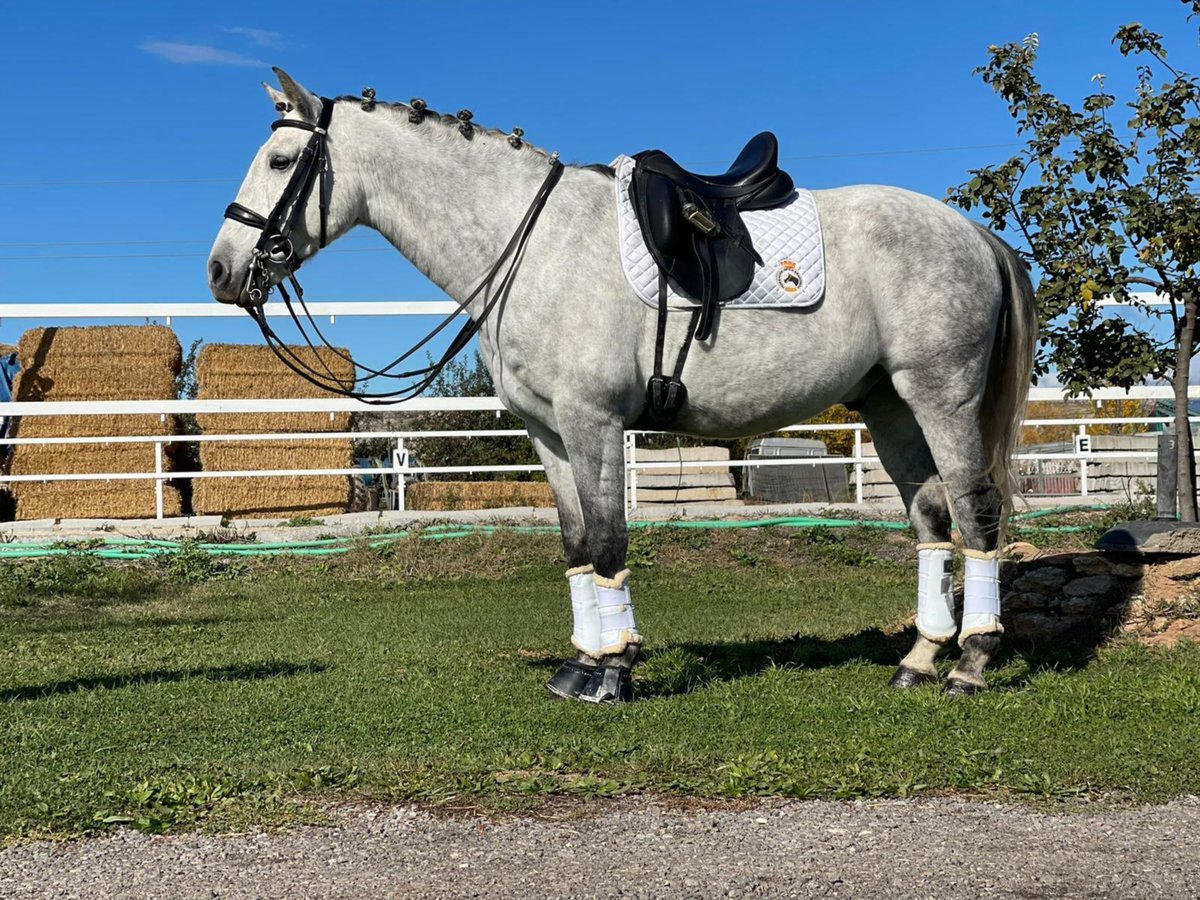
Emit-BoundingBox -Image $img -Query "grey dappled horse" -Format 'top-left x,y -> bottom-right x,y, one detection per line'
208,71 -> 1036,701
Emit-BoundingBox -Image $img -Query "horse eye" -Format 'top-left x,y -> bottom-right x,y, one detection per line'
269,155 -> 293,171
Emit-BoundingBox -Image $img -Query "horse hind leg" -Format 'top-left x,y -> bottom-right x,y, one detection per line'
923,415 -> 1004,696
944,482 -> 1004,696
891,369 -> 1006,696
857,381 -> 956,688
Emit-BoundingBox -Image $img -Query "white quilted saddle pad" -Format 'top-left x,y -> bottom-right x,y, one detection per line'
613,154 -> 825,311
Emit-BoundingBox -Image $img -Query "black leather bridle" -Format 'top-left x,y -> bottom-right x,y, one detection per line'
221,96 -> 564,403
224,97 -> 335,309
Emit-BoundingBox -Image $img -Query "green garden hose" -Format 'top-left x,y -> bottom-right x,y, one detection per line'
0,507 -> 1109,560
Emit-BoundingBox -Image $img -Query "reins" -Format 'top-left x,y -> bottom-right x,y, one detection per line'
223,96 -> 564,404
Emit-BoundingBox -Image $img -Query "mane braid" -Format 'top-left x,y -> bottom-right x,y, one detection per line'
331,95 -> 614,178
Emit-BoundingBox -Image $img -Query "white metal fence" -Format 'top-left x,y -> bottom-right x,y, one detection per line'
0,299 -> 1191,519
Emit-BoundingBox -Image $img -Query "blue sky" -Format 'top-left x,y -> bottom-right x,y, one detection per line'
2,1 -> 1195,373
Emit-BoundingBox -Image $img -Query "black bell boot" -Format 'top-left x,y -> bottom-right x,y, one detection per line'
546,659 -> 599,700
576,664 -> 634,704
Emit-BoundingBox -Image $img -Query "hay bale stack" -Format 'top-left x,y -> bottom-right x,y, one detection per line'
8,326 -> 183,520
406,481 -> 555,511
192,345 -> 354,518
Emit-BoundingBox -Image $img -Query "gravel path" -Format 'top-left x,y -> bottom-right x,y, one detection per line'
4,796 -> 1198,899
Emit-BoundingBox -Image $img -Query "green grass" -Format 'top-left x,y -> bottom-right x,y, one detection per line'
1,525 -> 1199,840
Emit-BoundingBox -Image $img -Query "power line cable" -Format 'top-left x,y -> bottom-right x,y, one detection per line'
684,142 -> 1024,167
783,141 -> 1023,161
0,140 -> 1034,189
0,239 -> 209,248
0,247 -> 394,262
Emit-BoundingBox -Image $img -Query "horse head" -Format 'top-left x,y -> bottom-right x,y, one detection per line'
207,69 -> 357,306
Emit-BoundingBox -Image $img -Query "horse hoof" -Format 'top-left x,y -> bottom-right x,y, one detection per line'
546,659 -> 598,700
944,676 -> 986,696
577,665 -> 634,704
889,665 -> 937,689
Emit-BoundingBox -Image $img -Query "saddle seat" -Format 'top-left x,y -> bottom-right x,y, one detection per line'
629,131 -> 795,342
638,131 -> 794,203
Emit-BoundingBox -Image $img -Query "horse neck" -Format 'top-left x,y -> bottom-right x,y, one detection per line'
345,110 -> 556,307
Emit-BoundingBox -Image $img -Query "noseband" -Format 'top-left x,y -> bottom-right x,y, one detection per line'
221,97 -> 564,404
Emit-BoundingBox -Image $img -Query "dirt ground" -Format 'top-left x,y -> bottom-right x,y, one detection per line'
4,796 -> 1199,899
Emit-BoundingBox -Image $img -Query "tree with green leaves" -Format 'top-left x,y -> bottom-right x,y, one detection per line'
948,2 -> 1200,518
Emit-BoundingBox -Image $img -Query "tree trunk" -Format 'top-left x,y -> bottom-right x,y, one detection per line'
1174,293 -> 1198,521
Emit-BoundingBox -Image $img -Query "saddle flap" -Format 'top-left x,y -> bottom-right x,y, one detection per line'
630,163 -> 760,306
641,172 -> 689,259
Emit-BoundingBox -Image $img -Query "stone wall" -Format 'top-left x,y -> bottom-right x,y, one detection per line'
994,549 -> 1145,640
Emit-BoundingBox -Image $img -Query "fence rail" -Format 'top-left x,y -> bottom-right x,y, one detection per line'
0,297 -> 1192,518
0,403 -> 1190,518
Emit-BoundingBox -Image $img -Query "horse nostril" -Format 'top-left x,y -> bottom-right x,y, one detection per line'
209,258 -> 228,288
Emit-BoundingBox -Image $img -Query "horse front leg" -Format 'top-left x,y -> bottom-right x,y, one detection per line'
552,412 -> 641,704
527,424 -> 608,701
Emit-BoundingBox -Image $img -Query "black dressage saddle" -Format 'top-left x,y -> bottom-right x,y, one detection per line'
630,131 -> 795,341
630,132 -> 795,425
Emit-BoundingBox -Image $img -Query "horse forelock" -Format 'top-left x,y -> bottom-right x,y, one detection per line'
329,95 -> 614,178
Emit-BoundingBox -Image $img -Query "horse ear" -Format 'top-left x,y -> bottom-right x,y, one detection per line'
262,82 -> 290,116
272,67 -> 321,123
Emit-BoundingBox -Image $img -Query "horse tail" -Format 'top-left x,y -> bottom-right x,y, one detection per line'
976,226 -> 1038,526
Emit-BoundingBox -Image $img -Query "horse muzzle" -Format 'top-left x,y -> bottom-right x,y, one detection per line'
207,255 -> 244,305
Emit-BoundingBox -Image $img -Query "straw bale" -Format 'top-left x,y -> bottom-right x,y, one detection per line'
13,378 -> 179,403
17,325 -> 181,362
9,443 -> 181,476
196,344 -> 354,434
406,480 -> 555,511
12,414 -> 181,440
199,439 -> 352,473
192,438 -> 353,518
14,326 -> 180,402
13,481 -> 183,520
192,477 -> 352,519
